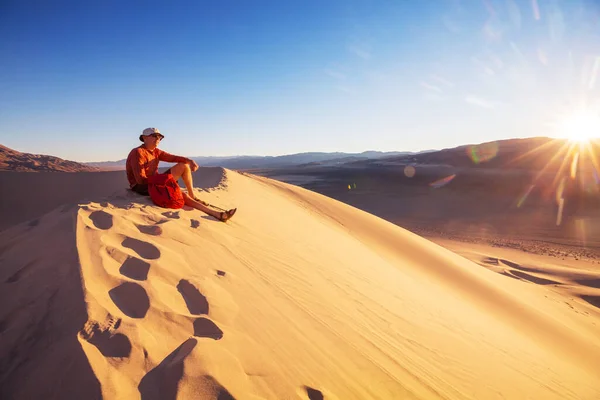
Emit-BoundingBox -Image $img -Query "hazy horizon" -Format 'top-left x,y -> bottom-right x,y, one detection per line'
4,135 -> 563,164
2,1 -> 599,162
2,142 -> 424,164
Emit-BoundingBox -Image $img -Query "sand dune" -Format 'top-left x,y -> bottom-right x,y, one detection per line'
1,168 -> 600,399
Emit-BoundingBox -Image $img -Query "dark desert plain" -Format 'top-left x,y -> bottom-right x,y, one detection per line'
253,137 -> 600,257
250,136 -> 600,314
1,136 -> 600,399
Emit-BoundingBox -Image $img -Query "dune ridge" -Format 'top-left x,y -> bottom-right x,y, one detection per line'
1,168 -> 599,399
264,176 -> 600,369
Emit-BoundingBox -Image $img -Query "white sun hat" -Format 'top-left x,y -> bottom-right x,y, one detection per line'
139,127 -> 165,142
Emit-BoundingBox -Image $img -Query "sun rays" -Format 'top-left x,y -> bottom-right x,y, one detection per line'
559,111 -> 600,143
512,137 -> 600,229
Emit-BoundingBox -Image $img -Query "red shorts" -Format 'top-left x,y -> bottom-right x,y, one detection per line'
131,168 -> 172,196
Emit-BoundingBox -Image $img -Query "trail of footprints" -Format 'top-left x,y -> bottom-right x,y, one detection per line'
482,256 -> 600,312
82,210 -> 229,398
82,208 -> 326,400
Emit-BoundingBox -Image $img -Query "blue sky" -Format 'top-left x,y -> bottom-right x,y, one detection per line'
1,0 -> 599,162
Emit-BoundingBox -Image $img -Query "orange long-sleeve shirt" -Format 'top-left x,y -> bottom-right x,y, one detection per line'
126,145 -> 188,188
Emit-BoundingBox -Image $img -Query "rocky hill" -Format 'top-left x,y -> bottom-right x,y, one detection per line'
0,144 -> 99,172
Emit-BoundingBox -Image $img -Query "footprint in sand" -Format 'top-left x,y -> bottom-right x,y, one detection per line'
304,386 -> 324,400
122,237 -> 161,260
196,376 -> 236,400
177,279 -> 209,315
509,270 -> 560,285
482,258 -> 561,285
162,211 -> 181,219
89,210 -> 114,230
138,338 -> 198,400
119,257 -> 151,281
483,257 -> 499,265
138,339 -> 234,400
498,258 -> 520,269
176,279 -> 224,339
193,317 -> 224,340
499,259 -> 547,274
109,282 -> 150,318
136,224 -> 163,236
80,315 -> 131,358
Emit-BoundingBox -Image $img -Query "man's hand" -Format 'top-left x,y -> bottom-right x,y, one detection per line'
188,159 -> 199,172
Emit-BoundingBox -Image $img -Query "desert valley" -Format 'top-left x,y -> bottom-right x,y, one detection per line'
1,137 -> 600,399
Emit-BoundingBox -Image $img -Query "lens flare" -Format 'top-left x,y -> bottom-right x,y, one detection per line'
467,142 -> 498,164
556,198 -> 564,226
404,165 -> 416,178
570,152 -> 579,179
517,184 -> 535,208
575,218 -> 588,246
430,174 -> 456,188
555,177 -> 566,226
556,177 -> 565,204
505,134 -> 598,229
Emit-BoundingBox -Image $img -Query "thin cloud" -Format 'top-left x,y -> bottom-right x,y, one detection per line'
531,0 -> 541,20
421,82 -> 443,93
471,56 -> 495,75
482,21 -> 502,41
442,15 -> 460,33
465,95 -> 496,109
336,85 -> 354,94
506,0 -> 522,29
537,48 -> 548,65
365,70 -> 388,82
348,44 -> 371,60
423,92 -> 445,102
431,75 -> 454,87
324,69 -> 347,80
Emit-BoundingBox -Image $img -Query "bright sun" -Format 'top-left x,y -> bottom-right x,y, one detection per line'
559,111 -> 600,142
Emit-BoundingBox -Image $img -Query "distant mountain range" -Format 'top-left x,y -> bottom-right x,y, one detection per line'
84,151 -> 419,170
4,137 -> 595,176
0,144 -> 99,172
372,137 -> 599,175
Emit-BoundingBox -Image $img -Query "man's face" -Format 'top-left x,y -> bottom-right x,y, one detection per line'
143,134 -> 162,148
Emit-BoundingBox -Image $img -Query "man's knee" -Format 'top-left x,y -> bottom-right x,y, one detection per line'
172,162 -> 189,174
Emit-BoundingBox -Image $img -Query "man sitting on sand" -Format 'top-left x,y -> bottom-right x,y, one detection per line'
126,127 -> 236,222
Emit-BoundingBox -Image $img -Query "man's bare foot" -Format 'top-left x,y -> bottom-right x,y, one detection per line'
218,209 -> 237,222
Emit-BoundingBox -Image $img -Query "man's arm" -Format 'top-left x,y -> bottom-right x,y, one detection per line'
130,150 -> 149,184
158,150 -> 198,171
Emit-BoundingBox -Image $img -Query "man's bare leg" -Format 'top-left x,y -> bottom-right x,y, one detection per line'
182,192 -> 235,221
167,163 -> 235,221
169,163 -> 196,198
